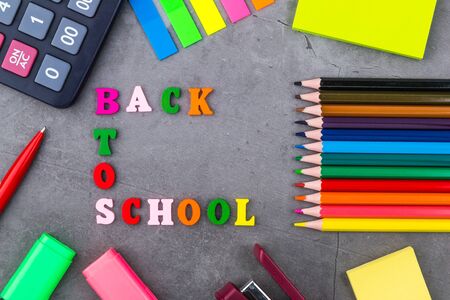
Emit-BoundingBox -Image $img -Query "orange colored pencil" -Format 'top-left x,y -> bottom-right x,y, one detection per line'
297,105 -> 450,118
295,192 -> 450,205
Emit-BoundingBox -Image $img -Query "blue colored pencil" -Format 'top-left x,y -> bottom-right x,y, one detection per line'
297,129 -> 450,142
296,141 -> 450,155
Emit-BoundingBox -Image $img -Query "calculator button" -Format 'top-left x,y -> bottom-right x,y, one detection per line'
68,0 -> 101,18
51,17 -> 87,55
0,33 -> 4,49
35,55 -> 71,92
1,40 -> 37,77
0,0 -> 21,25
18,3 -> 54,40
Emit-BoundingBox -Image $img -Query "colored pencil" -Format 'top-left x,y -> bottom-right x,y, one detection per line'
297,129 -> 450,142
296,78 -> 450,91
296,141 -> 450,155
295,179 -> 450,193
296,166 -> 450,179
297,117 -> 450,130
294,218 -> 450,232
296,153 -> 450,167
297,105 -> 450,118
0,128 -> 46,214
296,91 -> 450,105
295,205 -> 450,219
295,192 -> 450,205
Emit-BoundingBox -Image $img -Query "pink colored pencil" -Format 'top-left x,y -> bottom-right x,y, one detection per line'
295,205 -> 450,219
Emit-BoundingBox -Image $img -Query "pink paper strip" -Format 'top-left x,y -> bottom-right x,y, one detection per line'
220,0 -> 251,23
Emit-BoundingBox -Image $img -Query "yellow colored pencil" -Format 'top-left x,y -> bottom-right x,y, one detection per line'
294,218 -> 450,232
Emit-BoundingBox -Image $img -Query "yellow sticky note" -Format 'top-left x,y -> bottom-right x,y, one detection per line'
190,0 -> 226,36
292,0 -> 437,60
347,247 -> 431,300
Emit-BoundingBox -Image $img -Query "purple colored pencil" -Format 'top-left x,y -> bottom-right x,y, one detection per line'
324,117 -> 450,124
297,117 -> 450,130
323,123 -> 450,130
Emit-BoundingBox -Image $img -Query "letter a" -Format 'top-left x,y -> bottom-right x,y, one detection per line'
126,86 -> 152,112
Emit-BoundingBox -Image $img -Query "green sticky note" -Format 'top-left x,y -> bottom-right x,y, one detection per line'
0,233 -> 76,300
160,0 -> 202,48
292,0 -> 437,60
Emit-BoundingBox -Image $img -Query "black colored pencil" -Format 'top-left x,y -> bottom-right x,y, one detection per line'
295,78 -> 450,91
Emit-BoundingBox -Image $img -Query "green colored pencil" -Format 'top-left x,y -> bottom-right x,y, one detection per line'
295,166 -> 450,179
296,153 -> 450,167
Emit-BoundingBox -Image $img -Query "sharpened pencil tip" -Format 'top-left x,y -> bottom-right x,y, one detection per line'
295,169 -> 303,175
294,81 -> 302,87
295,195 -> 306,201
296,132 -> 306,137
295,156 -> 302,161
41,127 -> 46,133
297,107 -> 306,113
294,222 -> 306,228
295,120 -> 308,125
295,95 -> 302,100
295,182 -> 305,188
294,209 -> 304,215
295,145 -> 305,149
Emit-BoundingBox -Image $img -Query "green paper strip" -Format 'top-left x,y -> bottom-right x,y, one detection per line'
160,0 -> 202,48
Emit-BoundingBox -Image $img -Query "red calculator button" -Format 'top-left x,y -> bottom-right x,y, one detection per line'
0,33 -> 4,49
1,40 -> 38,77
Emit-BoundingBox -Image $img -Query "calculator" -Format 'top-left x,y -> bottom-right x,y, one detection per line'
0,0 -> 122,108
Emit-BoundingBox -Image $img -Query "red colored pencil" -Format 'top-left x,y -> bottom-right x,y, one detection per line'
295,179 -> 450,193
295,205 -> 450,219
0,127 -> 46,213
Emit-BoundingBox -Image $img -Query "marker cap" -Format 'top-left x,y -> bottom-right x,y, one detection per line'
0,232 -> 76,300
83,248 -> 158,300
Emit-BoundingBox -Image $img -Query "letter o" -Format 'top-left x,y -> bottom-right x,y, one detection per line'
177,198 -> 201,226
207,198 -> 231,225
93,162 -> 116,190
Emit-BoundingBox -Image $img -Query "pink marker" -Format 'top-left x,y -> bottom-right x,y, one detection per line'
220,0 -> 251,23
83,248 -> 158,300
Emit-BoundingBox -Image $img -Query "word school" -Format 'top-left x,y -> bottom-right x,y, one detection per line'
96,198 -> 256,227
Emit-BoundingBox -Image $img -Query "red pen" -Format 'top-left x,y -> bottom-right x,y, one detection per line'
0,127 -> 46,213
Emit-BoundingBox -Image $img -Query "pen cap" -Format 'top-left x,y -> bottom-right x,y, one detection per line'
0,232 -> 76,300
83,248 -> 158,300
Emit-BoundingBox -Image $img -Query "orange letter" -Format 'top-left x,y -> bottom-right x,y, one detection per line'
188,88 -> 214,116
177,198 -> 201,226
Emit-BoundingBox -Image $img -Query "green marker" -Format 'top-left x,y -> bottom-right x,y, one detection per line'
160,0 -> 202,48
0,232 -> 76,300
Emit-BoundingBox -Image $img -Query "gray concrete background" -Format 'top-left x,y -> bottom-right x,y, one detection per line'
1,1 -> 449,299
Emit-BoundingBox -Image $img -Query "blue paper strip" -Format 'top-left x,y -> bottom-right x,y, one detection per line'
129,0 -> 178,60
